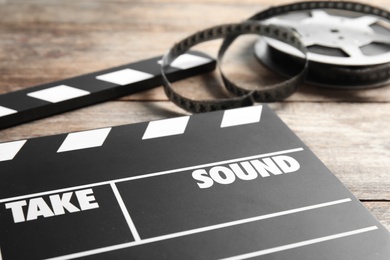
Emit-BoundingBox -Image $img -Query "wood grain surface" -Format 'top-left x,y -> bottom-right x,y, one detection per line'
0,0 -> 388,232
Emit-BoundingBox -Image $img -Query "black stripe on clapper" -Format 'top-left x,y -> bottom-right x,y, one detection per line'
0,51 -> 215,130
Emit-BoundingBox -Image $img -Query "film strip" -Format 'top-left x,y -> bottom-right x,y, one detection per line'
161,22 -> 308,113
0,51 -> 215,130
161,1 -> 390,112
0,105 -> 388,259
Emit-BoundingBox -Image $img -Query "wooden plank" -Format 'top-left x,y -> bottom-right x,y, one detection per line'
363,202 -> 390,231
271,102 -> 390,201
0,0 -> 388,234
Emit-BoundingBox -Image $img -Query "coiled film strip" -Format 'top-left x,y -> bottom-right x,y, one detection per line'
161,1 -> 390,112
161,22 -> 308,113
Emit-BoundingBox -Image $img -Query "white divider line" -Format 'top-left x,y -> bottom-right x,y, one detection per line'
0,147 -> 304,203
219,226 -> 379,260
0,246 -> 3,260
44,198 -> 352,260
115,147 -> 304,183
110,183 -> 141,242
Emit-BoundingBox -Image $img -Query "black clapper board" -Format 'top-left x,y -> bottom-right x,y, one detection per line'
0,51 -> 215,129
0,105 -> 389,260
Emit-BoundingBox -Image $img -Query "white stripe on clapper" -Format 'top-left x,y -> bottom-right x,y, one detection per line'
95,69 -> 154,86
57,128 -> 112,153
157,53 -> 212,70
142,116 -> 190,140
0,139 -> 27,162
27,85 -> 90,103
0,105 -> 17,118
110,183 -> 141,241
220,105 -> 263,128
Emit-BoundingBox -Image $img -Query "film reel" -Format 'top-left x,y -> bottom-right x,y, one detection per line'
161,1 -> 390,114
253,2 -> 390,88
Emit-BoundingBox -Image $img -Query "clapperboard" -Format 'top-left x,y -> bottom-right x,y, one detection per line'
0,51 -> 215,130
0,105 -> 389,259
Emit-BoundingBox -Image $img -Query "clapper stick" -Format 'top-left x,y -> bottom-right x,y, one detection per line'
0,51 -> 215,130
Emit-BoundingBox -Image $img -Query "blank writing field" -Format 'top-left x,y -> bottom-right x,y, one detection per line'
219,226 -> 379,260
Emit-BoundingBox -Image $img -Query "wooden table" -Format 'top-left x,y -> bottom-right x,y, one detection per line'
0,0 -> 388,233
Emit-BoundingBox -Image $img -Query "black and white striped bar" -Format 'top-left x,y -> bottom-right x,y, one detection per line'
0,105 -> 389,260
0,51 -> 215,129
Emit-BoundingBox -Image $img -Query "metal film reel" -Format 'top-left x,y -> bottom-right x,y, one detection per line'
254,7 -> 390,88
